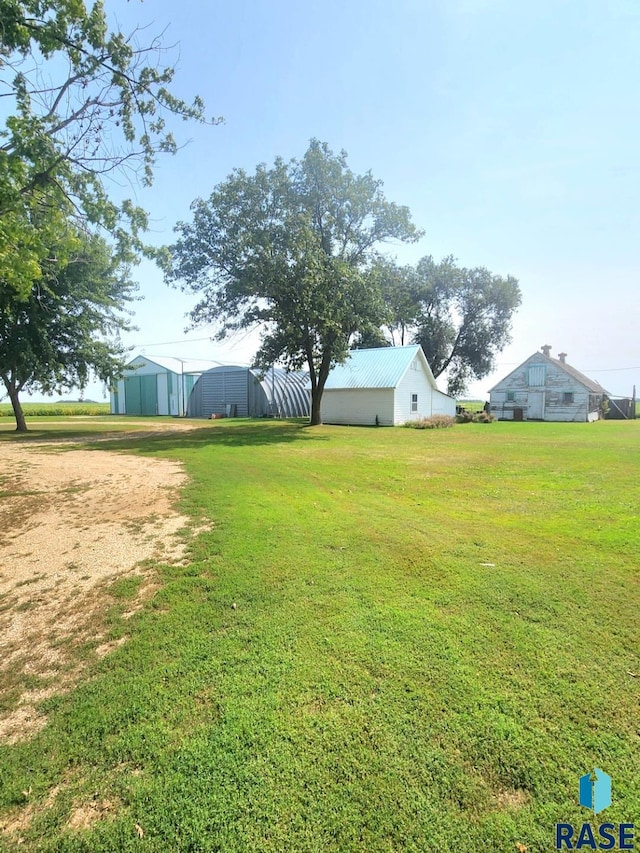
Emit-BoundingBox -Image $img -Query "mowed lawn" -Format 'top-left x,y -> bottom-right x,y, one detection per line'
1,418 -> 639,852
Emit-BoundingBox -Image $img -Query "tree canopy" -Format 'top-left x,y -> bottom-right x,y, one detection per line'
0,228 -> 136,430
163,140 -> 421,424
0,0 -> 212,297
0,1 -> 213,427
373,255 -> 521,395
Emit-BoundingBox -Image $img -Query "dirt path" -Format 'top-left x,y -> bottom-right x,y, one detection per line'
0,427 -> 197,743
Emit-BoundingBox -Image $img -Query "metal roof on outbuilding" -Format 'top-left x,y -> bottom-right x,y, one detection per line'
322,345 -> 438,390
128,355 -> 222,374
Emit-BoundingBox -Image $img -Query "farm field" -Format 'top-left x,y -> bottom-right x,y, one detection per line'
0,417 -> 639,852
0,403 -> 111,418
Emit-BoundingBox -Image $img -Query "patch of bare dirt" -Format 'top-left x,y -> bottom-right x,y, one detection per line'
0,428 -> 197,744
67,798 -> 119,830
0,775 -> 122,842
493,788 -> 530,809
0,784 -> 62,838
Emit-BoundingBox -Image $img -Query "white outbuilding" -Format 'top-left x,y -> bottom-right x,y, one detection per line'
318,345 -> 456,426
110,355 -> 221,416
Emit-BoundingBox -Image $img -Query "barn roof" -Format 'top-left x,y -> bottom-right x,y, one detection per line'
548,356 -> 606,393
128,355 -> 222,374
322,345 -> 439,390
489,351 -> 607,393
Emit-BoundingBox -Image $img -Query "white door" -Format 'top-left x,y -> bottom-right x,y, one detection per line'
527,391 -> 545,420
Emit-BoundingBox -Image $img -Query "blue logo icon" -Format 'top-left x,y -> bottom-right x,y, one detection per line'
579,768 -> 611,815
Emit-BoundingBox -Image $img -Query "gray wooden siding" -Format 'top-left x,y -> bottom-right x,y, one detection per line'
490,355 -> 602,422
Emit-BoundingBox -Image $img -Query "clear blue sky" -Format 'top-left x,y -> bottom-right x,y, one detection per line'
37,0 -> 640,400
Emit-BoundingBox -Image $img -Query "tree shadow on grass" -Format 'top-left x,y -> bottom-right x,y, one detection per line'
85,418 -> 330,455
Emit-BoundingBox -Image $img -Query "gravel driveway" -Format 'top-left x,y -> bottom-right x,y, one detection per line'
0,427 -> 194,743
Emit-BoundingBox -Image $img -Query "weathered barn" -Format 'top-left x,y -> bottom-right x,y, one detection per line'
110,355 -> 220,416
318,345 -> 456,426
187,365 -> 310,419
489,346 -> 607,422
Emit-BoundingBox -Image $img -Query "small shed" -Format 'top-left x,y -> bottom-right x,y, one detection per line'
187,365 -> 310,419
110,355 -> 220,416
318,345 -> 456,426
489,346 -> 607,422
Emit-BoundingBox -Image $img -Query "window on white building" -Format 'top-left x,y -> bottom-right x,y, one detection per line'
411,393 -> 418,413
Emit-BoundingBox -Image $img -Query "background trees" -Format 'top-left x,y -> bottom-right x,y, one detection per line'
164,140 -> 421,424
373,255 -> 521,396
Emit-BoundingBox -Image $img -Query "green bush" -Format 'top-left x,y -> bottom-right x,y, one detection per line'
404,414 -> 456,429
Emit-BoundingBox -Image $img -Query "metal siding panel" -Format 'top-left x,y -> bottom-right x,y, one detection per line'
225,370 -> 249,417
194,367 -> 310,419
186,375 -> 202,417
249,373 -> 268,416
125,357 -> 164,377
157,373 -> 169,415
124,377 -> 141,415
256,368 -> 310,418
198,368 -> 248,417
140,374 -> 158,415
201,372 -> 224,417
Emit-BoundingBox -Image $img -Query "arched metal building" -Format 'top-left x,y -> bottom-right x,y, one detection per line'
187,365 -> 310,419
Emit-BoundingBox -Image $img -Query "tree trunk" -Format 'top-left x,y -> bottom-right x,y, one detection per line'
310,387 -> 322,426
308,350 -> 333,426
6,382 -> 27,432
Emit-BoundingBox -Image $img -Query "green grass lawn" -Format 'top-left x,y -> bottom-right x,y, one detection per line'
1,419 -> 639,852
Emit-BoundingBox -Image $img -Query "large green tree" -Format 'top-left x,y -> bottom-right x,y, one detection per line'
0,0 -> 212,297
368,257 -> 422,346
163,140 -> 421,424
374,255 -> 521,396
412,256 -> 521,395
0,1 -> 212,426
0,229 -> 135,431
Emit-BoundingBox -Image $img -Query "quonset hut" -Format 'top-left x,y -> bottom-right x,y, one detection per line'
187,365 -> 310,419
